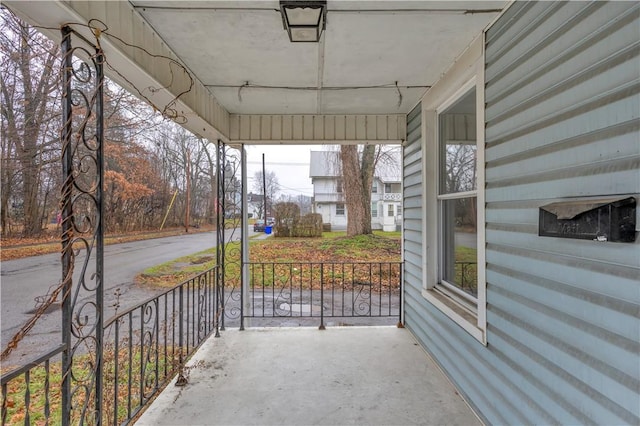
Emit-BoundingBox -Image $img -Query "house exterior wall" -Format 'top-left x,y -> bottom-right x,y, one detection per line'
311,152 -> 401,231
403,102 -> 424,306
312,175 -> 401,230
403,2 -> 640,424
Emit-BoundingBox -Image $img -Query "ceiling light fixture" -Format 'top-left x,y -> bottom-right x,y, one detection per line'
279,1 -> 327,42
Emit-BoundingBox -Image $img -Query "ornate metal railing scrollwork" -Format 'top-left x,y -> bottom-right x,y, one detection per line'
60,25 -> 105,426
245,262 -> 403,328
215,142 -> 244,331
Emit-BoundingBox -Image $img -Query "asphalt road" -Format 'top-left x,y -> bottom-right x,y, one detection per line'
1,229 -> 242,367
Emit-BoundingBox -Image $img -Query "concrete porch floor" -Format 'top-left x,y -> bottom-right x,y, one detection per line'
135,327 -> 481,426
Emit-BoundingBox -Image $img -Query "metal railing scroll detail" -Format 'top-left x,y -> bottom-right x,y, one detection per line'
244,262 -> 403,328
1,267 -> 218,425
215,142 -> 243,332
60,25 -> 105,426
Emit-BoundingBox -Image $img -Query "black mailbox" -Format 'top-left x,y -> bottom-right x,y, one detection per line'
539,196 -> 637,243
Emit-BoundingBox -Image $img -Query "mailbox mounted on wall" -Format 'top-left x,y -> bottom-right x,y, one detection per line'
539,196 -> 637,243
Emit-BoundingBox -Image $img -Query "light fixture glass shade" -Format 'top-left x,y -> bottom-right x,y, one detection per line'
280,1 -> 326,42
284,7 -> 321,26
289,27 -> 318,42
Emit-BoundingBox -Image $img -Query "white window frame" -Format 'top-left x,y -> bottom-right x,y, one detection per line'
421,43 -> 487,345
335,203 -> 345,216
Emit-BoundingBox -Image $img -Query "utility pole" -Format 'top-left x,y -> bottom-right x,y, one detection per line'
262,153 -> 267,220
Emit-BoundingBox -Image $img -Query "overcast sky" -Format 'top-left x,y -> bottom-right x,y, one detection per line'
244,144 -> 325,198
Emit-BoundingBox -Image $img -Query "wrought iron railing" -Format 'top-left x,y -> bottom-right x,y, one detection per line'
1,266 -> 218,426
1,345 -> 64,425
102,266 -> 218,425
245,262 -> 402,328
455,261 -> 478,296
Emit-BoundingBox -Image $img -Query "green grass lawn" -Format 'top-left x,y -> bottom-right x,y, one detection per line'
137,232 -> 401,288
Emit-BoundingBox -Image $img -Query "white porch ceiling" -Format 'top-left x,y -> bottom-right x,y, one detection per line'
4,0 -> 506,141
131,1 -> 506,115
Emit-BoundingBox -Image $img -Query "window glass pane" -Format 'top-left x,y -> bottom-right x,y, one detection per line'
371,201 -> 378,217
388,204 -> 394,217
441,197 -> 477,297
336,203 -> 345,215
439,89 -> 477,194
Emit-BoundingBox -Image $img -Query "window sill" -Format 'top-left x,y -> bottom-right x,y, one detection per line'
422,287 -> 486,345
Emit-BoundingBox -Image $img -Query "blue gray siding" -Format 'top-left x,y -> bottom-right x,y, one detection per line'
404,2 -> 640,424
403,103 -> 423,294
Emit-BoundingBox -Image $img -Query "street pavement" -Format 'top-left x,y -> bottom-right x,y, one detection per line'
0,229 -> 244,367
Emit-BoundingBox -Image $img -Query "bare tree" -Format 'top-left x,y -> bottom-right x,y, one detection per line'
337,145 -> 400,236
252,170 -> 279,218
0,10 -> 61,236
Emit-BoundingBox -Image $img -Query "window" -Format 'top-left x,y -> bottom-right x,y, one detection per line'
422,74 -> 486,345
336,179 -> 343,193
372,183 -> 378,193
438,87 -> 478,307
371,201 -> 378,217
387,204 -> 394,217
336,203 -> 345,216
384,183 -> 392,193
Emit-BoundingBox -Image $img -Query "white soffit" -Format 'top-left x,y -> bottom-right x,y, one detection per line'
132,0 -> 505,115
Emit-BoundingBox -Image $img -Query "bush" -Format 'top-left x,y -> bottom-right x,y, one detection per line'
273,203 -> 322,238
293,213 -> 322,237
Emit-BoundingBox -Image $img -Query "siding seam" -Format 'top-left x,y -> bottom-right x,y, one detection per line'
487,4 -> 640,109
490,305 -> 640,424
486,155 -> 640,188
487,243 -> 640,281
486,119 -> 640,167
486,80 -> 640,147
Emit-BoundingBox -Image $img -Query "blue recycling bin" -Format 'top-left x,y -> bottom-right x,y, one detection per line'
264,226 -> 272,235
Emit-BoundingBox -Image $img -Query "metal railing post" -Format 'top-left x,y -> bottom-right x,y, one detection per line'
178,286 -> 184,365
60,26 -> 73,426
398,263 -> 404,328
319,263 -> 325,330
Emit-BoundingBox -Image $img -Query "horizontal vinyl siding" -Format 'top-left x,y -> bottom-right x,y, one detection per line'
403,2 -> 640,425
403,103 -> 422,299
484,1 -> 640,424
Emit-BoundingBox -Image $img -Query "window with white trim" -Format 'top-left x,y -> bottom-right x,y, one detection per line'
422,73 -> 486,345
371,201 -> 378,217
438,87 -> 478,309
387,204 -> 394,217
335,203 -> 345,216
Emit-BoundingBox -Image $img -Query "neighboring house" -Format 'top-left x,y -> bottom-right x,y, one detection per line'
309,151 -> 401,232
246,192 -> 263,219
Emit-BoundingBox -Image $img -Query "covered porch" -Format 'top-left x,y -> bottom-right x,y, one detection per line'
136,327 -> 480,426
3,0 -> 637,424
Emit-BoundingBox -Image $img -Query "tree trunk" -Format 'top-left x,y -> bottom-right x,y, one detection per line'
340,145 -> 375,236
184,150 -> 191,232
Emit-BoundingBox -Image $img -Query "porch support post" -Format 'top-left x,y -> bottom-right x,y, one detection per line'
215,139 -> 222,338
59,25 -> 105,423
60,25 -> 73,426
240,145 -> 250,330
